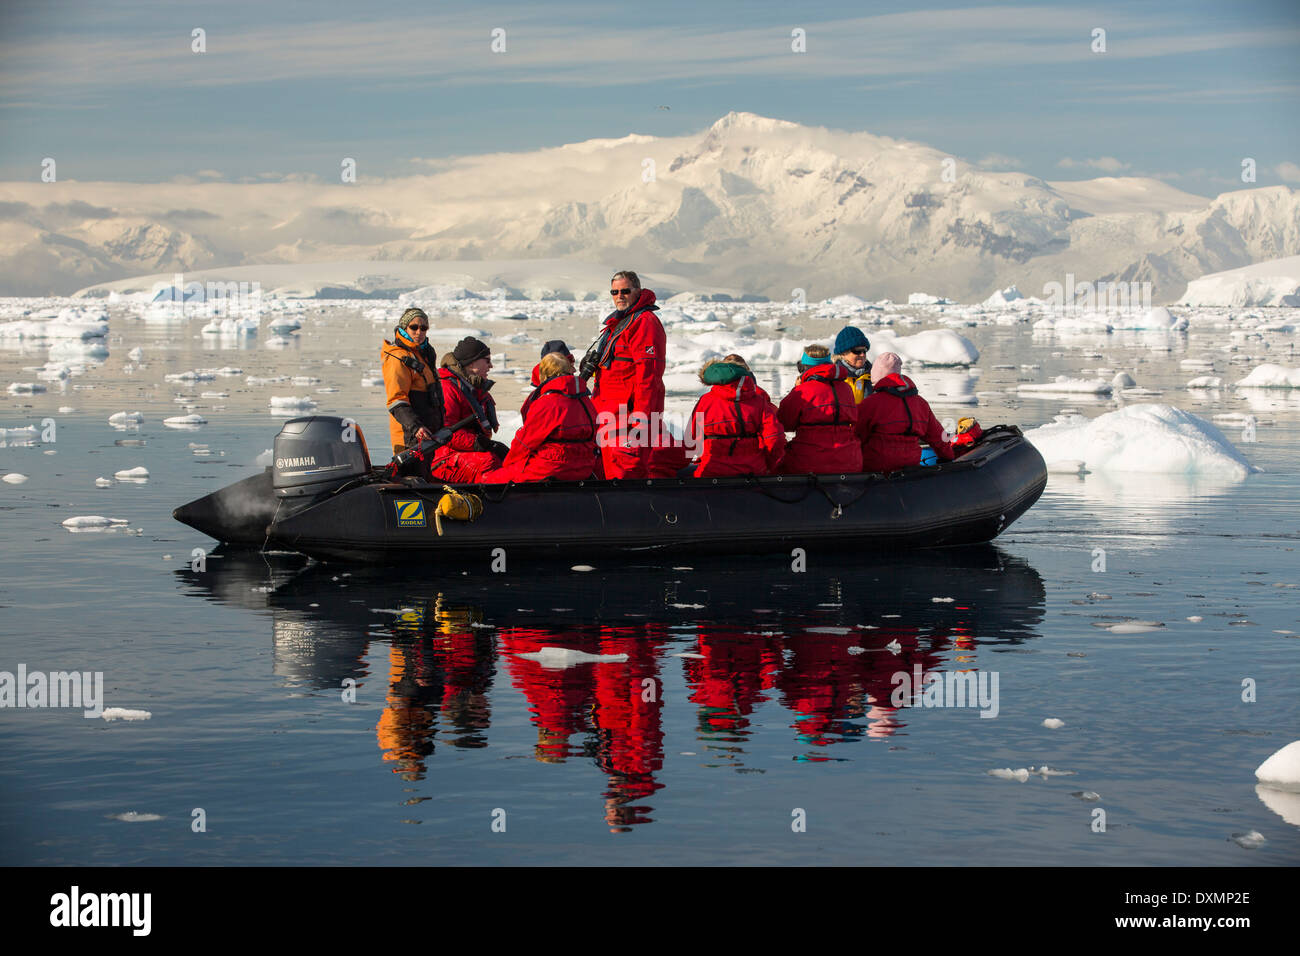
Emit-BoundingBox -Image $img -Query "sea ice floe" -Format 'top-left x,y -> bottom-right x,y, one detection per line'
269,396 -> 317,412
163,415 -> 207,428
885,640 -> 901,654
673,652 -> 706,659
1018,377 -> 1113,395
515,647 -> 629,670
3,473 -> 28,484
1106,622 -> 1165,634
127,347 -> 144,361
101,708 -> 152,721
1042,718 -> 1065,729
109,811 -> 162,822
94,477 -> 112,487
61,515 -> 128,529
7,382 -> 46,394
1025,404 -> 1255,478
1229,830 -> 1266,849
571,565 -> 594,572
868,328 -> 979,366
1255,740 -> 1300,791
114,466 -> 149,481
988,768 -> 1031,782
1187,615 -> 1203,622
1236,364 -> 1300,389
108,411 -> 144,426
1071,791 -> 1101,802
1187,376 -> 1223,389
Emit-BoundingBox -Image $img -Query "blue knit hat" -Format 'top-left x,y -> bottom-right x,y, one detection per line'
833,326 -> 870,354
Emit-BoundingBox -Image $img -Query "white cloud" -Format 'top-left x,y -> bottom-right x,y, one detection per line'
976,154 -> 1023,169
1275,162 -> 1300,183
1057,156 -> 1130,173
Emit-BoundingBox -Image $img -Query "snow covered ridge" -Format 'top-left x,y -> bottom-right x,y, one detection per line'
7,113 -> 1296,300
1025,405 -> 1256,479
1180,255 -> 1300,307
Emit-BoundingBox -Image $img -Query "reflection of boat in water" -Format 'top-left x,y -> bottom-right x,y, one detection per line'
177,545 -> 1044,828
174,416 -> 1048,562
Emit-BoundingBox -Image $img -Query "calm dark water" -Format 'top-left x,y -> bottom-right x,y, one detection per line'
2,310 -> 1298,865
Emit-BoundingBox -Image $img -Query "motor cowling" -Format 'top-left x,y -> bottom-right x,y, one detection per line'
272,416 -> 371,498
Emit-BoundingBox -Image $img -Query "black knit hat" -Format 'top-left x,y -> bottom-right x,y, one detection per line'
452,336 -> 491,364
540,339 -> 572,359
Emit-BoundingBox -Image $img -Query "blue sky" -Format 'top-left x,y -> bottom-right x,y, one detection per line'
2,0 -> 1297,195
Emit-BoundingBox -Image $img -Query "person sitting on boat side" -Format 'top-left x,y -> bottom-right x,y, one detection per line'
428,337 -> 507,483
832,326 -> 872,403
481,352 -> 601,484
777,352 -> 862,475
580,270 -> 667,479
522,340 -> 574,421
382,307 -> 446,455
855,352 -> 956,473
687,358 -> 786,478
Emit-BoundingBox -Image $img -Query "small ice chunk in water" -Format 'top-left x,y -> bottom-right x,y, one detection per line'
110,811 -> 162,822
1087,592 -> 1110,600
94,477 -> 112,487
163,414 -> 207,427
886,640 -> 901,654
102,708 -> 152,720
108,411 -> 144,425
1042,718 -> 1065,729
1229,831 -> 1266,849
1107,621 -> 1165,634
673,652 -> 706,659
62,515 -> 127,528
846,646 -> 867,655
931,596 -> 954,603
989,768 -> 1031,782
127,347 -> 144,361
1031,766 -> 1075,777
1072,791 -> 1101,802
1187,615 -> 1203,622
114,466 -> 149,480
516,647 -> 629,669
671,603 -> 706,609
2,473 -> 28,484
571,565 -> 594,572
1255,740 -> 1300,790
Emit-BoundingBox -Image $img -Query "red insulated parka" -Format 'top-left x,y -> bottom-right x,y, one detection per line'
588,289 -> 667,478
428,359 -> 501,482
777,362 -> 862,475
483,375 -> 600,483
855,373 -> 956,472
688,376 -> 786,477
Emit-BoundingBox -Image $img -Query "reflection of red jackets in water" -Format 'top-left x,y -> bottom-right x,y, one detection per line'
688,376 -> 786,477
500,628 -> 595,760
855,373 -> 955,472
591,628 -> 667,800
483,375 -> 599,483
682,627 -> 781,732
777,363 -> 862,474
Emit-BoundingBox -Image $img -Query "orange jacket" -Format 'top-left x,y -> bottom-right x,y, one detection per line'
381,334 -> 443,453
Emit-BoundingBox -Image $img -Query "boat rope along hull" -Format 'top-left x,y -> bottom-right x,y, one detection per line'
174,428 -> 1046,564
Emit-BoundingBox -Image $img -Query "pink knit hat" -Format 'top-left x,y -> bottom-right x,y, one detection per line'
870,352 -> 902,382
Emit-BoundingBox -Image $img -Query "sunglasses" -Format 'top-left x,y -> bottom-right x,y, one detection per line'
849,347 -> 868,355
406,324 -> 428,331
610,288 -> 635,296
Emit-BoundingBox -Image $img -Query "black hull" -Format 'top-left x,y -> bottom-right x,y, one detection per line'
176,427 -> 1046,564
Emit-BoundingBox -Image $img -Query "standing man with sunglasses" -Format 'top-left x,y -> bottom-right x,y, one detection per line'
580,270 -> 667,479
382,306 -> 445,455
832,326 -> 873,403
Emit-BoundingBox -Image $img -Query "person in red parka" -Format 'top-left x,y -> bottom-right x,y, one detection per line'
480,352 -> 600,483
428,336 -> 506,483
687,359 -> 786,477
580,271 -> 666,479
855,352 -> 956,472
523,340 -> 574,421
777,355 -> 862,475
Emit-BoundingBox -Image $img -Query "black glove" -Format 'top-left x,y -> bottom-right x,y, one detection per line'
578,353 -> 599,379
487,440 -> 510,459
431,427 -> 453,446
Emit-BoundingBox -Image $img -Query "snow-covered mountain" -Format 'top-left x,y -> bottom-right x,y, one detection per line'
2,112 -> 1297,301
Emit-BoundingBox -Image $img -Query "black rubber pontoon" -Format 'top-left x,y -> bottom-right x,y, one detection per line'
174,416 -> 1047,565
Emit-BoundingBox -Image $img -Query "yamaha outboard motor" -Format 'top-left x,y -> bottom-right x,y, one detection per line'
273,416 -> 372,498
